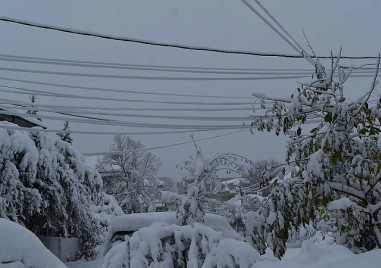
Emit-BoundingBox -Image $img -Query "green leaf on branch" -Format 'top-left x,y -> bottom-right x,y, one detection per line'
324,113 -> 332,123
310,127 -> 318,133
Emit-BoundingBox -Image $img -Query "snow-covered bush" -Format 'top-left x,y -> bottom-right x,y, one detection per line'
0,218 -> 67,268
0,128 -> 106,259
102,221 -> 260,268
250,49 -> 381,254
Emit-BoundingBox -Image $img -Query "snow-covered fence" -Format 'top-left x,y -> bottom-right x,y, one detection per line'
38,236 -> 80,262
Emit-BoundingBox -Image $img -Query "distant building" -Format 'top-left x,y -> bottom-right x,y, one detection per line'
206,192 -> 237,202
156,177 -> 180,191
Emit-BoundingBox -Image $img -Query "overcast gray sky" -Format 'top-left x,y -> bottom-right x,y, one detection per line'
1,0 -> 380,180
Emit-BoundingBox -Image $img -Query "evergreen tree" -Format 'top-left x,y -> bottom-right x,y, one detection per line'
57,121 -> 73,145
26,95 -> 37,115
0,128 -> 106,259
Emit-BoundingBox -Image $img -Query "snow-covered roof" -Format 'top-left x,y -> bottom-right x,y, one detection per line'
0,218 -> 67,268
227,194 -> 242,206
0,107 -> 47,129
156,180 -> 166,185
221,178 -> 242,186
85,156 -> 99,169
157,177 -> 174,183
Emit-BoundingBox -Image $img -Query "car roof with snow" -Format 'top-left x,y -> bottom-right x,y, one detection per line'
108,211 -> 233,234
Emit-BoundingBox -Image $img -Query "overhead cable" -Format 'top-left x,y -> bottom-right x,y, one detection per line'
0,85 -> 256,106
0,54 -> 314,72
0,16 -> 377,59
0,56 -> 314,75
82,130 -> 247,156
0,66 -> 311,81
0,104 -> 253,122
0,123 -> 220,136
0,98 -> 253,112
0,110 -> 250,130
0,77 -> 251,100
241,0 -> 310,64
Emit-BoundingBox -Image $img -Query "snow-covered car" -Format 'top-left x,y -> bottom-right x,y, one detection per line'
102,211 -> 238,256
0,218 -> 67,268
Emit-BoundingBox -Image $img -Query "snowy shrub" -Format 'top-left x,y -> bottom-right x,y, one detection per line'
102,222 -> 261,268
0,128 -> 109,260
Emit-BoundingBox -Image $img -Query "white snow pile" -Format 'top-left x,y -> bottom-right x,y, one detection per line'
102,221 -> 261,268
253,232 -> 381,268
0,218 -> 67,268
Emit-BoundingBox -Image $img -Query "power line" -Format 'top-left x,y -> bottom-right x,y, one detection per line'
250,0 -> 316,66
0,110 -> 250,130
0,55 -> 313,75
0,16 -> 377,59
0,77 -> 250,100
0,54 -> 315,72
241,0 -> 311,65
0,98 -> 253,112
0,104 -> 253,122
0,54 -> 376,73
0,56 -> 376,77
0,66 -> 311,81
0,85 -> 256,106
0,123 -> 222,136
82,130 -> 247,156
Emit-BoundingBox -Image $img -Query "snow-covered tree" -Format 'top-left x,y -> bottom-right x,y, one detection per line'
176,136 -> 250,225
96,135 -> 162,214
0,128 -> 107,259
241,158 -> 280,189
250,48 -> 381,254
57,121 -> 73,145
26,95 -> 38,115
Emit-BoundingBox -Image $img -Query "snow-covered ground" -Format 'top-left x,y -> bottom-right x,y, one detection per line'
65,244 -> 381,268
254,246 -> 381,268
65,257 -> 103,268
2,216 -> 381,268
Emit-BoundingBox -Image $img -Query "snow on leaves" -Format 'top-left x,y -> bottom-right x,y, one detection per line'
251,50 -> 381,254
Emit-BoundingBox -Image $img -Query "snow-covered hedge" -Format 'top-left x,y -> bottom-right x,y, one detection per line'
102,222 -> 261,268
